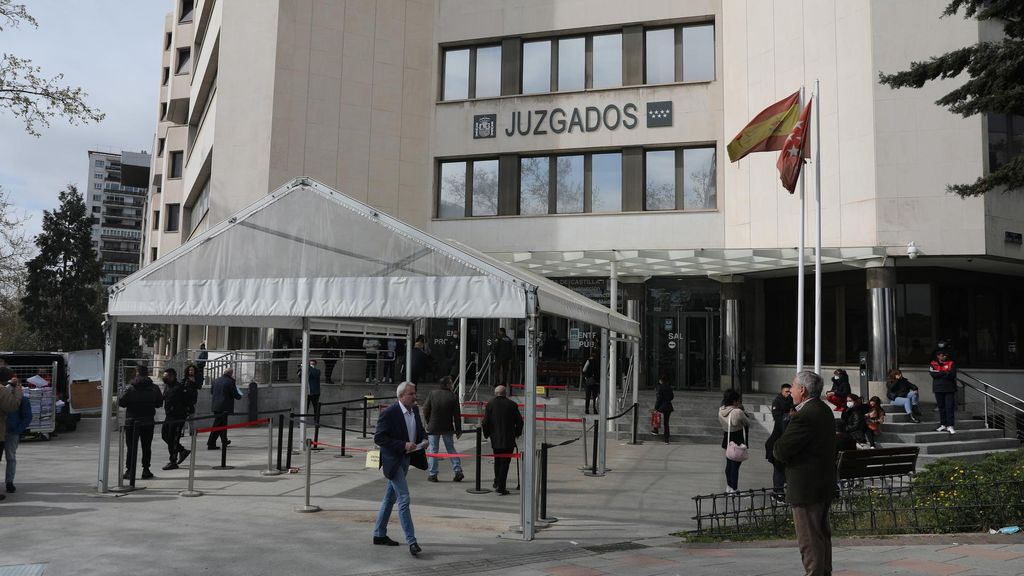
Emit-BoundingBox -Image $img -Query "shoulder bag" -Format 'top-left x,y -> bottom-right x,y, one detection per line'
725,412 -> 749,462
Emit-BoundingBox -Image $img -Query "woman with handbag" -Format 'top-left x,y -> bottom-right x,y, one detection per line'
718,389 -> 750,493
654,376 -> 674,444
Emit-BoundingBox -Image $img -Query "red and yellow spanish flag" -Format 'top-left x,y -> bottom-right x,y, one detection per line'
776,97 -> 813,193
726,91 -> 801,163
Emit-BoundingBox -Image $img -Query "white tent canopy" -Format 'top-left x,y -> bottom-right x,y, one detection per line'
100,178 -> 639,540
108,178 -> 638,337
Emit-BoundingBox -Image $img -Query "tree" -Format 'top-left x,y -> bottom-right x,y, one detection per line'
20,185 -> 104,351
0,185 -> 30,298
878,0 -> 1024,197
0,0 -> 105,136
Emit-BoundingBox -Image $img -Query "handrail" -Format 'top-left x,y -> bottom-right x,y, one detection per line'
959,371 -> 1024,406
957,371 -> 1024,438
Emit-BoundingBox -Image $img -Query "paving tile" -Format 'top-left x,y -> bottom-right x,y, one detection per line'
886,559 -> 971,575
543,566 -> 606,576
938,545 -> 1024,561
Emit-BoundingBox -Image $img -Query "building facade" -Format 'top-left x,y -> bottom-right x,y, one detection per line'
86,150 -> 150,286
144,0 -> 1024,392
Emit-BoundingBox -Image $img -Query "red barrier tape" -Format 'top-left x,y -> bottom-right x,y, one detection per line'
307,441 -> 521,460
197,418 -> 270,434
461,413 -> 483,419
538,417 -> 584,423
461,401 -> 485,406
509,384 -> 569,389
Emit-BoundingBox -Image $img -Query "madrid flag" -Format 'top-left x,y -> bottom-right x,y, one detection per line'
726,91 -> 801,162
777,98 -> 813,193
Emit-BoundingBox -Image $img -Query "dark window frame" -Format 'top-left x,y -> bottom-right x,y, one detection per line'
165,203 -> 181,233
169,150 -> 184,179
440,44 -> 501,101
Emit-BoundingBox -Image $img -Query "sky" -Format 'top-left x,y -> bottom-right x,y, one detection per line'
1,1 -> 170,244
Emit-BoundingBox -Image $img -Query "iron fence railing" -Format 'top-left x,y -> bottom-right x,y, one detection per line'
692,476 -> 1024,537
959,371 -> 1024,441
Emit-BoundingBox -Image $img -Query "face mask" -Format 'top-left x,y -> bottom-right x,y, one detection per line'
846,401 -> 855,408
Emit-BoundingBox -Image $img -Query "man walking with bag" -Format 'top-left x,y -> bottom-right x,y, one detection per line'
482,385 -> 523,495
422,376 -> 463,483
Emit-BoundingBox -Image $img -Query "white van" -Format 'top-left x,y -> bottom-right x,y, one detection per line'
0,350 -> 105,431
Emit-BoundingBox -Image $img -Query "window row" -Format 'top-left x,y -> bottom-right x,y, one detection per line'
441,22 -> 714,101
437,146 -> 716,219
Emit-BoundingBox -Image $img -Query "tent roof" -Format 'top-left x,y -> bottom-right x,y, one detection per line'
108,178 -> 639,337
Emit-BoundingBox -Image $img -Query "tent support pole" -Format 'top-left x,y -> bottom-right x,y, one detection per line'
459,317 -> 468,405
300,318 -> 310,450
598,328 -> 608,473
628,301 -> 639,417
97,315 -> 117,493
406,325 -> 414,383
608,258 -> 618,433
521,293 -> 538,540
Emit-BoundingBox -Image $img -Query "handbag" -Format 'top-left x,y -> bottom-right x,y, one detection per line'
725,414 -> 749,462
650,409 -> 662,433
408,448 -> 428,471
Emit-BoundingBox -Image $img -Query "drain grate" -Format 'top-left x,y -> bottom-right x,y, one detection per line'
0,565 -> 47,576
582,541 -> 648,554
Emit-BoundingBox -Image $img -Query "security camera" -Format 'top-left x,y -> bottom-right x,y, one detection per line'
906,241 -> 920,260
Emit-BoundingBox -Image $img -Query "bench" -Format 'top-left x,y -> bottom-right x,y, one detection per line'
538,360 -> 581,388
836,446 -> 919,489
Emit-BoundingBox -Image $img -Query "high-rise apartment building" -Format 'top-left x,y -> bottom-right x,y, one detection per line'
144,0 -> 1024,388
86,150 -> 150,286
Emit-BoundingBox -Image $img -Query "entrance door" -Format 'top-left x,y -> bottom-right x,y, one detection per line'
651,311 -> 720,390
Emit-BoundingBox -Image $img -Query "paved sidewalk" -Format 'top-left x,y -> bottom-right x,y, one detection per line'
1,419 -> 1021,575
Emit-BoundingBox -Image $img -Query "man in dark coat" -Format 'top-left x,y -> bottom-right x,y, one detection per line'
422,376 -> 463,482
929,346 -> 958,434
773,371 -> 837,576
208,368 -> 241,450
195,343 -> 208,387
160,368 -> 191,470
481,385 -> 523,495
373,382 -> 428,556
582,349 -> 600,415
654,376 -> 674,444
409,339 -> 430,385
118,365 -> 164,480
765,383 -> 793,500
491,328 -> 514,386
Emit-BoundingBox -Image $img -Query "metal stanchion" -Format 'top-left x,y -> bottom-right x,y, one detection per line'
564,385 -> 570,419
212,425 -> 233,470
179,426 -> 203,497
276,414 -> 284,471
262,418 -> 282,476
361,397 -> 369,438
286,412 -> 295,470
311,405 -> 323,450
539,442 -> 557,523
336,407 -> 351,458
628,402 -> 642,445
127,420 -> 138,489
466,427 -> 490,494
583,421 -> 603,477
295,438 -> 321,513
110,419 -> 135,493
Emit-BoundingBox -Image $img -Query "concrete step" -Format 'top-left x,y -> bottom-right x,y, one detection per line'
878,428 -> 1007,443
918,450 -> 1012,466
914,437 -> 1019,455
879,420 -> 987,433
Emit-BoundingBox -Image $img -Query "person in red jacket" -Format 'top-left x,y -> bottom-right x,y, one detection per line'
929,344 -> 958,435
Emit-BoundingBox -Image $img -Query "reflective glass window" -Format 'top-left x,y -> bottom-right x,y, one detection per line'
557,37 -> 585,91
555,155 -> 584,213
438,161 -> 466,218
682,24 -> 715,82
443,49 -> 469,100
645,150 -> 676,211
591,152 -> 622,212
520,157 -> 550,215
645,28 -> 675,84
683,147 -> 716,209
472,160 -> 499,216
522,40 -> 552,94
592,33 -> 622,89
475,45 -> 501,98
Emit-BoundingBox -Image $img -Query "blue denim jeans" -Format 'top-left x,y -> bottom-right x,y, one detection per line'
891,391 -> 919,414
428,434 -> 462,476
374,461 -> 416,545
2,434 -> 17,484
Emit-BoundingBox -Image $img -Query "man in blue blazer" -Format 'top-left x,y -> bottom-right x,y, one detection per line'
373,382 -> 428,556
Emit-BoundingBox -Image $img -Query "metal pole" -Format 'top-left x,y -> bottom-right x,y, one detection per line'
628,301 -> 639,417
797,86 -> 806,373
179,424 -> 202,497
521,294 -> 539,540
814,79 -> 822,376
337,407 -> 352,458
406,325 -> 414,381
466,427 -> 490,494
299,317 -> 310,450
295,438 -> 321,513
97,315 -> 117,493
459,317 -> 468,406
597,329 -> 608,473
212,430 -> 233,470
583,421 -> 602,477
608,259 -> 618,433
286,412 -> 295,470
262,418 -> 282,476
276,414 -> 284,471
362,396 -> 369,438
539,443 -> 557,523
630,402 -> 639,445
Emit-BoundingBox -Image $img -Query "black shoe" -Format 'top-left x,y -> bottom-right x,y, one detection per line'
427,475 -> 438,482
453,471 -> 464,482
141,469 -> 154,480
162,461 -> 179,471
207,445 -> 219,451
373,536 -> 400,546
177,448 -> 191,464
123,470 -> 131,480
495,488 -> 510,495
6,483 -> 14,493
0,493 -> 5,501
409,543 -> 421,556
910,415 -> 921,423
226,440 -> 231,446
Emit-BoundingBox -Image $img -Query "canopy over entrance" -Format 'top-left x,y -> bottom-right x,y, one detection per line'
108,178 -> 638,336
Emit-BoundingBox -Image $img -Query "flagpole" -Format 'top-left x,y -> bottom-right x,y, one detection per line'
796,86 -> 805,374
813,79 -> 823,376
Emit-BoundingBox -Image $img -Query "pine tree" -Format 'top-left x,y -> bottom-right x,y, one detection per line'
878,0 -> 1024,197
20,185 -> 104,351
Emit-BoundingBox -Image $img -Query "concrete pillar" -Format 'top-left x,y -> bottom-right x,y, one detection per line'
720,280 -> 744,391
97,316 -> 117,493
866,265 -> 896,399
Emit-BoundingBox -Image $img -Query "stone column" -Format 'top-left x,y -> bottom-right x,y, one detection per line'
866,264 -> 896,399
720,278 -> 744,391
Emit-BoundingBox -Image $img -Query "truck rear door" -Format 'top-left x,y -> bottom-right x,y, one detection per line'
67,349 -> 104,413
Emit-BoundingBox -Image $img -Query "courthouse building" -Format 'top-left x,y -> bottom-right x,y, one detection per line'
143,0 -> 1024,392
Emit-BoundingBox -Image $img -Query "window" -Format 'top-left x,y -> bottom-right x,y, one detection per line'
438,161 -> 467,218
170,151 -> 184,178
442,48 -> 469,100
682,147 -> 716,209
94,183 -> 102,190
519,157 -> 550,215
95,159 -> 104,167
472,160 -> 499,216
162,67 -> 170,86
151,247 -> 158,261
179,0 -> 194,23
644,150 -> 676,210
682,24 -> 714,82
645,28 -> 675,84
557,37 -> 585,92
92,194 -> 102,201
160,103 -> 168,120
153,211 -> 160,230
475,45 -> 501,98
94,172 -> 103,179
176,47 -> 191,75
189,177 -> 210,235
591,152 -> 622,212
555,155 -> 584,213
988,113 -> 1024,172
165,204 -> 181,232
591,33 -> 622,89
522,40 -> 552,94
165,32 -> 172,50
157,138 -> 165,157
92,206 -> 101,213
